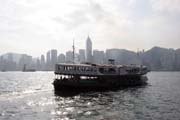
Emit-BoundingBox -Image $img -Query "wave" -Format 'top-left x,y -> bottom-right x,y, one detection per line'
0,88 -> 53,101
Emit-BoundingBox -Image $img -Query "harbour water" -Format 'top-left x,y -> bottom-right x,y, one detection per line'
0,71 -> 180,120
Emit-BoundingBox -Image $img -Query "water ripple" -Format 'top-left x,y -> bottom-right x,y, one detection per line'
0,72 -> 180,120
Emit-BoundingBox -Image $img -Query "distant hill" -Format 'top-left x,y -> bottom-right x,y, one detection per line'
106,47 -> 180,71
141,47 -> 180,71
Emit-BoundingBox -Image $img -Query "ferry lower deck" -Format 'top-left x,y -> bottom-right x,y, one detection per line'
53,74 -> 148,91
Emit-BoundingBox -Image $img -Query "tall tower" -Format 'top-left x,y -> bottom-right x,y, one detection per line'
46,51 -> 51,64
51,49 -> 57,66
41,55 -> 45,64
40,54 -> 45,70
86,36 -> 92,63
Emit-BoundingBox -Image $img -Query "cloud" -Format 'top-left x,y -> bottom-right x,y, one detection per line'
151,0 -> 180,12
0,0 -> 180,56
52,0 -> 109,30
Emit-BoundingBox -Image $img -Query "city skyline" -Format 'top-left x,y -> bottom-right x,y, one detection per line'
0,0 -> 180,57
0,44 -> 180,59
1,45 -> 180,71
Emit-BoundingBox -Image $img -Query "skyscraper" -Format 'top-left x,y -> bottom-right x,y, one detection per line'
86,36 -> 92,63
46,51 -> 51,64
40,55 -> 45,70
19,54 -> 33,70
58,53 -> 65,63
93,50 -> 105,64
66,51 -> 73,63
41,55 -> 45,64
51,49 -> 58,68
79,49 -> 85,63
46,50 -> 51,70
106,49 -> 120,64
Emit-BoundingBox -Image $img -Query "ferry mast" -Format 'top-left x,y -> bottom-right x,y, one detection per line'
72,38 -> 75,63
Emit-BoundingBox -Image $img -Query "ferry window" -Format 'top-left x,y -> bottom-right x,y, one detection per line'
99,68 -> 104,73
58,66 -> 60,70
61,66 -> 63,70
108,68 -> 115,73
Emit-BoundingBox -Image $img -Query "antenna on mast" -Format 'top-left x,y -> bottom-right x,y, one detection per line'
72,38 -> 75,63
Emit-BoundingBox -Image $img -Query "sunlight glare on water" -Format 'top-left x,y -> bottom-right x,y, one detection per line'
0,72 -> 180,120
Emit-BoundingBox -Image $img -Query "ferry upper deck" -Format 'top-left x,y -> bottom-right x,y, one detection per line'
55,63 -> 148,76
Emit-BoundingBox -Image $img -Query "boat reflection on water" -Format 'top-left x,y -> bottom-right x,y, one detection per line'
53,82 -> 149,120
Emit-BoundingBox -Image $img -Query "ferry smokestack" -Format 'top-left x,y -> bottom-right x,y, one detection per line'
108,59 -> 115,65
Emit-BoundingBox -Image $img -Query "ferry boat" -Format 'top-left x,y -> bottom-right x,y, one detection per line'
53,61 -> 149,91
53,39 -> 149,91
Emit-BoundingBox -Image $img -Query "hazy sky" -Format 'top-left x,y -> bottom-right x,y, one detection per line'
0,0 -> 180,57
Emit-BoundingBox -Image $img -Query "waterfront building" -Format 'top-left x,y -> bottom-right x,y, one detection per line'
106,49 -> 120,64
46,51 -> 51,64
79,49 -> 85,63
58,54 -> 65,63
40,55 -> 45,64
51,49 -> 58,65
93,50 -> 105,64
19,54 -> 33,70
46,51 -> 51,70
40,55 -> 45,70
66,51 -> 73,63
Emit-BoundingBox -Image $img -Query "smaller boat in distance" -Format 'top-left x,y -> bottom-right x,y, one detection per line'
22,64 -> 36,72
1,69 -> 6,72
53,60 -> 149,91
